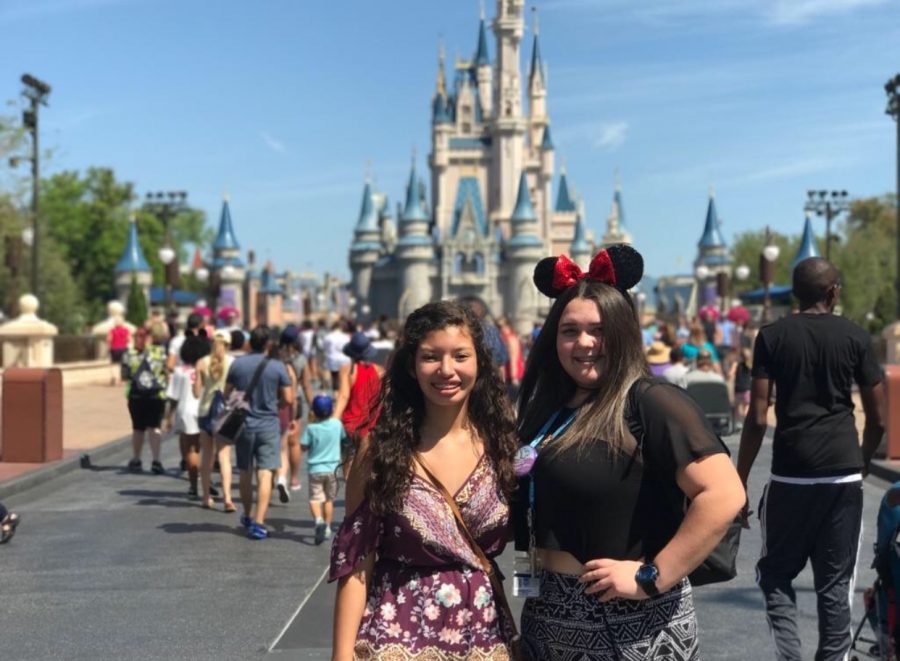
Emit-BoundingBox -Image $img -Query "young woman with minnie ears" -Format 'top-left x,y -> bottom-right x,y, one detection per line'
513,245 -> 744,660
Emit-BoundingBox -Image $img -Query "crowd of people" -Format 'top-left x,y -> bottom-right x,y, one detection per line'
15,245 -> 881,660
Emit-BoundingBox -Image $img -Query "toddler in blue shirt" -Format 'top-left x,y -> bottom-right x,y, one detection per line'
301,395 -> 348,544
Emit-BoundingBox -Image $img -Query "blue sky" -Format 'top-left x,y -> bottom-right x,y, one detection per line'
0,0 -> 897,281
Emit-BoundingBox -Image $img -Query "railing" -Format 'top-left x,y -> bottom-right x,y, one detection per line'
53,335 -> 103,364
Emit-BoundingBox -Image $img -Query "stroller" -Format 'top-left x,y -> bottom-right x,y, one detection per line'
850,483 -> 900,661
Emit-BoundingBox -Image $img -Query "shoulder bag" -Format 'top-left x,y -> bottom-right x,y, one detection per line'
213,357 -> 270,442
626,377 -> 741,587
413,455 -> 524,661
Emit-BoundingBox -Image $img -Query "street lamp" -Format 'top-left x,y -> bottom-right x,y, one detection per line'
886,72 -> 900,320
804,189 -> 848,263
760,226 -> 780,323
694,264 -> 710,313
195,266 -> 209,283
735,264 -> 751,281
143,190 -> 188,314
19,73 -> 51,299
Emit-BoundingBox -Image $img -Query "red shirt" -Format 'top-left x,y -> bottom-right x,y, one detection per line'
341,361 -> 381,440
109,326 -> 130,351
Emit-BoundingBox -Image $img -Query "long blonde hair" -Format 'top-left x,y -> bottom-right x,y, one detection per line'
517,280 -> 649,456
209,334 -> 229,381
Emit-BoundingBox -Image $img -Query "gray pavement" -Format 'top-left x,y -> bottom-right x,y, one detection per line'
1,431 -> 891,660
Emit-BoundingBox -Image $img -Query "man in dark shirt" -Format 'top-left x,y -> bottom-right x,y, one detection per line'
737,257 -> 885,661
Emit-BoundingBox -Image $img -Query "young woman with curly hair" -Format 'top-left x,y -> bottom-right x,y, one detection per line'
330,301 -> 518,660
514,246 -> 744,660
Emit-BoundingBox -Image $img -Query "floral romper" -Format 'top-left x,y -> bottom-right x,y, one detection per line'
330,454 -> 513,660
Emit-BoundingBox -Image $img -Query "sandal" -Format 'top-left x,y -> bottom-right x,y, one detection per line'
0,513 -> 20,545
223,502 -> 237,513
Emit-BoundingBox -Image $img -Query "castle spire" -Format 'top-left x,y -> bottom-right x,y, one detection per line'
791,212 -> 821,270
511,171 -> 537,223
555,165 -> 576,213
213,195 -> 240,251
475,12 -> 490,66
115,213 -> 151,273
698,191 -> 726,248
529,6 -> 544,86
402,154 -> 428,223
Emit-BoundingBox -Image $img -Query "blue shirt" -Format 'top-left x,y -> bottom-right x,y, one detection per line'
226,353 -> 290,430
301,418 -> 347,475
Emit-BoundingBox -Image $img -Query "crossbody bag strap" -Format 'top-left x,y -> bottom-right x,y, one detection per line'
243,357 -> 271,403
413,454 -> 521,643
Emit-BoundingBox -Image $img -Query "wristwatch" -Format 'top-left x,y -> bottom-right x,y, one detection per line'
635,562 -> 660,597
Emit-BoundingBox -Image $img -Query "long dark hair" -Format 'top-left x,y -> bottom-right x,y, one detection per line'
517,279 -> 649,455
365,301 -> 517,514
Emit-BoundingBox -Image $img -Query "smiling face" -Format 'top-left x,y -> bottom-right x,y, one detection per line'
414,325 -> 478,410
556,297 -> 605,390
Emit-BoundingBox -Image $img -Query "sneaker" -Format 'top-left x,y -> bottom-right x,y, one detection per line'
151,461 -> 164,475
127,458 -> 142,473
323,526 -> 333,541
289,481 -> 302,492
187,486 -> 199,500
240,514 -> 253,529
276,480 -> 290,504
314,521 -> 327,545
247,523 -> 269,540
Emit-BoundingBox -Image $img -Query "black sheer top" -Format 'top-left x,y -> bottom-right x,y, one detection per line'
513,378 -> 727,564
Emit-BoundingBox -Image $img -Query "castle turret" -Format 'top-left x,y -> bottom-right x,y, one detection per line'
396,158 -> 434,319
694,188 -> 732,307
349,180 -> 382,319
211,194 -> 245,318
791,212 -> 821,271
506,171 -> 544,334
490,0 -> 527,222
474,13 -> 492,117
114,214 -> 152,306
570,206 -> 592,270
528,9 -> 548,150
257,262 -> 284,326
601,182 -> 633,247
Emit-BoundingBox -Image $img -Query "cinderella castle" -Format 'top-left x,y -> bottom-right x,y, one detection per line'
347,1 -> 631,333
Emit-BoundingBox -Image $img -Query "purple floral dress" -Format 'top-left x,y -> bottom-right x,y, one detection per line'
329,454 -> 512,660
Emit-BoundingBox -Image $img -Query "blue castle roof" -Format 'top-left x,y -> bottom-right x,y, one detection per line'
402,162 -> 429,223
213,199 -> 240,251
698,194 -> 726,248
355,181 -> 378,231
570,215 -> 591,255
474,18 -> 490,66
115,218 -> 151,273
451,177 -> 488,237
432,93 -> 451,123
791,215 -> 821,270
259,268 -> 284,295
530,32 -> 543,85
511,171 -> 537,223
555,170 -> 577,213
541,125 -> 554,151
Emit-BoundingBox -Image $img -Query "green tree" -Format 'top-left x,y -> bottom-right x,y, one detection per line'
125,275 -> 147,327
729,230 -> 804,295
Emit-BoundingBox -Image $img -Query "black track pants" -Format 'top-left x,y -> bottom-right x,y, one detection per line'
756,479 -> 863,661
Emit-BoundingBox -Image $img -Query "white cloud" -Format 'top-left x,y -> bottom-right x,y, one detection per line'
594,122 -> 629,150
259,131 -> 286,153
767,0 -> 888,25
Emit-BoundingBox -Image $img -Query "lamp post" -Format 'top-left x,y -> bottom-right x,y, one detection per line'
143,190 -> 187,315
886,73 -> 900,319
17,74 -> 51,299
760,226 -> 781,323
694,264 -> 710,316
804,189 -> 848,263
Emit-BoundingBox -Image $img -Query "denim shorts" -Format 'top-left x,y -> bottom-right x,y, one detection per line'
235,425 -> 281,471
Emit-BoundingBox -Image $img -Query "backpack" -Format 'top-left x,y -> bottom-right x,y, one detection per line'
625,377 -> 741,587
130,356 -> 163,397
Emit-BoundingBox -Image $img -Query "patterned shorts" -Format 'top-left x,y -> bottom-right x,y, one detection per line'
520,571 -> 699,661
308,472 -> 338,502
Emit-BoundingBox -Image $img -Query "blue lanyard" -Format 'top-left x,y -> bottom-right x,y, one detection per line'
527,409 -> 577,510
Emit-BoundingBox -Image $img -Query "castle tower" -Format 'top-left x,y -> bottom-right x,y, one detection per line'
114,214 -> 152,306
431,44 -> 453,236
550,164 -> 578,256
527,9 -> 547,151
506,171 -> 544,334
396,158 -> 435,319
244,249 -> 261,327
211,195 -> 245,318
790,212 -> 821,271
570,204 -> 592,270
601,182 -> 633,247
475,11 -> 493,117
348,180 -> 382,319
694,188 -> 732,308
256,262 -> 284,326
490,0 -> 527,222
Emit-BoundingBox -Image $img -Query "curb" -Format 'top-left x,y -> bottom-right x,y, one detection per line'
869,460 -> 900,485
0,435 -> 131,501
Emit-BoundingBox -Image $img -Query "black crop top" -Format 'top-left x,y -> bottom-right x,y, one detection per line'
512,379 -> 727,564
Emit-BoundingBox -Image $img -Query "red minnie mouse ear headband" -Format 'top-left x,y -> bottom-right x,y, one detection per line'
533,244 -> 644,298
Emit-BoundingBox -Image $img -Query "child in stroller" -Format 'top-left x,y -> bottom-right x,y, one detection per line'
851,482 -> 900,660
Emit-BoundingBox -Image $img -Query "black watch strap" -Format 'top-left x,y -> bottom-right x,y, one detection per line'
636,562 -> 660,596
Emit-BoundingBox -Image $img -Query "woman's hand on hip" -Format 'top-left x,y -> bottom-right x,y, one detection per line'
580,559 -> 648,602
